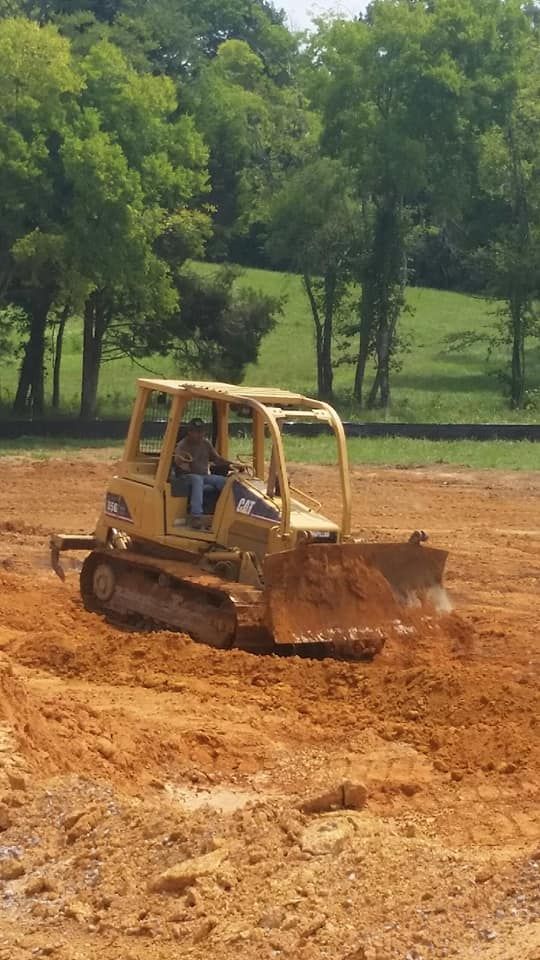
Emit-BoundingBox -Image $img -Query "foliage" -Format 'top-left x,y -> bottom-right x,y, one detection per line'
189,38 -> 315,260
3,263 -> 539,424
266,156 -> 359,399
473,43 -> 540,407
306,0 -> 536,409
170,267 -> 282,381
1,0 -> 540,416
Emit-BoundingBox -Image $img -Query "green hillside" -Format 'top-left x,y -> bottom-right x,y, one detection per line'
1,264 -> 539,422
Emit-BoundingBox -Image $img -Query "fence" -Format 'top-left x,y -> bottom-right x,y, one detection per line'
0,418 -> 539,441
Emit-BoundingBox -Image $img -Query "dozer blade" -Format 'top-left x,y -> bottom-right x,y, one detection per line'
263,540 -> 448,658
351,540 -> 448,602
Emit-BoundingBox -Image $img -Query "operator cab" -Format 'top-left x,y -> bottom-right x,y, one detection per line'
164,402 -> 283,550
111,380 -> 347,558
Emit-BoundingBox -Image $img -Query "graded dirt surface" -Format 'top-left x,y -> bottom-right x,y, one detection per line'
0,454 -> 538,960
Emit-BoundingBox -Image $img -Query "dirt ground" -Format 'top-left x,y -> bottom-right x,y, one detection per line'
0,454 -> 538,960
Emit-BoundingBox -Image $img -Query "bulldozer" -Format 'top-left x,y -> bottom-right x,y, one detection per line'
50,379 -> 448,658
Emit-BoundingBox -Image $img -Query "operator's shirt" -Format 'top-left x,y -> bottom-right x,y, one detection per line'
175,437 -> 222,476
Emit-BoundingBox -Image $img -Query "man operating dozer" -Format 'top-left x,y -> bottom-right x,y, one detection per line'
174,417 -> 241,529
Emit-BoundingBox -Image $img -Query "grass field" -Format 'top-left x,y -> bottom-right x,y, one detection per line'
1,435 -> 538,470
1,263 -> 540,422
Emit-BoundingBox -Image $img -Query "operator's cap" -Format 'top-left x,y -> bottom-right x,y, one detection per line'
187,417 -> 205,429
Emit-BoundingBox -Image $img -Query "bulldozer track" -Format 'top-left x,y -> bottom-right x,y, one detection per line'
80,548 -> 273,653
79,548 -> 369,659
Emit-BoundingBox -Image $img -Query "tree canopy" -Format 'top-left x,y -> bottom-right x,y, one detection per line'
1,0 -> 539,414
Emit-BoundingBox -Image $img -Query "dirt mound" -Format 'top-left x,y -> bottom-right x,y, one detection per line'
0,642 -> 202,786
0,774 -> 538,960
0,654 -> 54,769
2,571 -> 537,789
0,457 -> 538,959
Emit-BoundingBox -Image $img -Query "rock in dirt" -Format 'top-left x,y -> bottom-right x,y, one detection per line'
7,770 -> 28,792
64,900 -> 93,923
300,914 -> 327,939
300,817 -> 353,856
149,848 -> 228,894
7,770 -> 28,791
0,802 -> 12,831
259,908 -> 286,930
31,944 -> 63,957
185,887 -> 203,910
192,919 -> 216,944
474,867 -> 493,884
96,737 -> 115,760
497,761 -> 516,775
0,857 -> 25,880
301,786 -> 343,815
301,781 -> 367,814
400,782 -> 420,797
343,781 -> 368,811
24,874 -> 57,897
65,807 -> 103,843
2,791 -> 25,808
433,759 -> 449,773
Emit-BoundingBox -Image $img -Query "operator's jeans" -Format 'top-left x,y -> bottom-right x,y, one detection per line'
187,473 -> 227,516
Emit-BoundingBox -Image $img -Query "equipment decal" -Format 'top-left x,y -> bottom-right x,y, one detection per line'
105,492 -> 133,523
232,481 -> 280,523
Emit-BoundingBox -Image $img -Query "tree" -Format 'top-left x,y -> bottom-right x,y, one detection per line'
108,265 -> 281,382
5,0 -> 296,81
308,4 -> 463,406
423,0 -> 537,408
473,45 -> 540,407
1,26 -> 210,417
171,267 -> 281,380
62,40 -> 210,417
189,38 -> 315,260
267,157 -> 358,399
10,232 -> 68,414
308,0 -> 531,408
0,17 -> 81,413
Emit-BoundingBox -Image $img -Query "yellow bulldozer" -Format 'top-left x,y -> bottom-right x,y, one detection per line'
51,379 -> 448,658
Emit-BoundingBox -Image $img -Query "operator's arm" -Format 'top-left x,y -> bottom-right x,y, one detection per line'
206,440 -> 232,469
174,440 -> 192,472
207,443 -> 247,473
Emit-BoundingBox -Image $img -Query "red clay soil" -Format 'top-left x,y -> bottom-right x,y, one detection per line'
0,454 -> 538,960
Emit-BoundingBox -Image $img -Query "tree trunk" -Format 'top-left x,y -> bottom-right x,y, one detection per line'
378,323 -> 391,409
362,200 -> 404,411
13,349 -> 33,415
13,295 -> 51,415
506,125 -> 529,410
52,305 -> 69,410
320,272 -> 335,401
354,290 -> 374,406
367,322 -> 391,409
510,298 -> 525,408
366,366 -> 381,408
80,294 -> 107,419
303,275 -> 326,400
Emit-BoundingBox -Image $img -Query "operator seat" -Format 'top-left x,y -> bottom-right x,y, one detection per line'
169,465 -> 221,515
